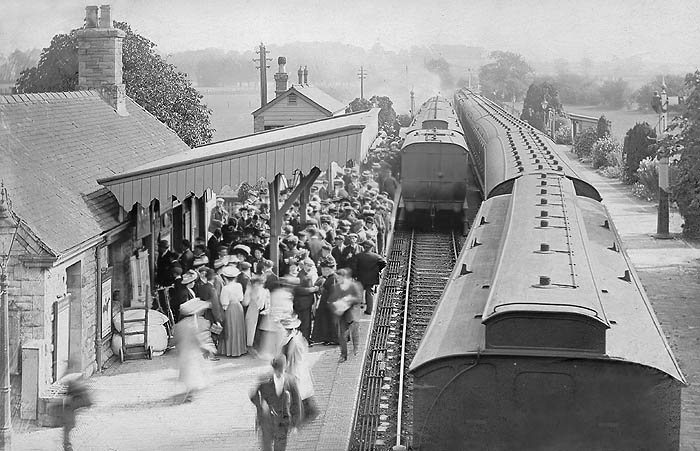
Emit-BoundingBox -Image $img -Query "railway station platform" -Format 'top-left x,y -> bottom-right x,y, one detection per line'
12,312 -> 374,451
561,146 -> 700,450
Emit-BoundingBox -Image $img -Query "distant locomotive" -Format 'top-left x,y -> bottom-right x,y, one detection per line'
408,89 -> 685,451
400,96 -> 469,224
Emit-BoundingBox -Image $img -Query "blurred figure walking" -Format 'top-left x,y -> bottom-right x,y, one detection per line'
61,372 -> 93,451
330,268 -> 363,363
281,316 -> 319,424
173,299 -> 216,402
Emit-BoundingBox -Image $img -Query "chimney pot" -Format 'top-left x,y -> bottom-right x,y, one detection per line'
99,5 -> 112,28
298,66 -> 303,85
85,6 -> 99,28
303,65 -> 308,85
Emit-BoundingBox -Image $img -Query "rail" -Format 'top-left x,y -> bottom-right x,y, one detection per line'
395,229 -> 415,448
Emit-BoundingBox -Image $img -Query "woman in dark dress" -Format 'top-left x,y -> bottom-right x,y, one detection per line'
311,259 -> 338,345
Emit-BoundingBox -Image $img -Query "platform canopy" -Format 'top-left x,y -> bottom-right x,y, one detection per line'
98,108 -> 379,211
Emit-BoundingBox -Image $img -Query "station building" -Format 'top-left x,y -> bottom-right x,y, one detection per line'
252,58 -> 347,132
1,4 -> 378,425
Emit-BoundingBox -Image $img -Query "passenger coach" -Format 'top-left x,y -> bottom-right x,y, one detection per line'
407,89 -> 686,451
400,96 -> 469,227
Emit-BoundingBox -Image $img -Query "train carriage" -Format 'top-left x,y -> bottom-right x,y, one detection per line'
407,89 -> 685,451
400,96 -> 470,222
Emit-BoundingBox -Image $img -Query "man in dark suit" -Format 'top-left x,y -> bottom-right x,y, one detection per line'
352,240 -> 387,315
250,355 -> 303,451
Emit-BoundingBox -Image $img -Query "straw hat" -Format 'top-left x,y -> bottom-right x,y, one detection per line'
233,244 -> 251,256
280,315 -> 301,330
220,265 -> 240,279
181,270 -> 198,285
179,298 -> 210,316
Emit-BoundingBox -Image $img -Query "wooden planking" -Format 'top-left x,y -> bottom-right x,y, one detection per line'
107,126 -> 368,208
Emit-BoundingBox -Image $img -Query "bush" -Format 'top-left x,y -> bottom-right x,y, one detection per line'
591,136 -> 621,169
600,165 -> 622,178
635,156 -> 658,200
573,128 -> 598,158
555,125 -> 573,144
597,115 -> 611,138
622,122 -> 656,184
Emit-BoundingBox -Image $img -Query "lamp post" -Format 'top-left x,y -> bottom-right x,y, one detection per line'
0,182 -> 19,449
541,97 -> 549,136
652,79 -> 671,239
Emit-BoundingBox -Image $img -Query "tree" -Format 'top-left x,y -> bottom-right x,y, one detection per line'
478,51 -> 533,103
396,114 -> 412,127
665,70 -> 700,237
520,80 -> 562,132
598,78 -> 630,109
633,74 -> 687,111
596,115 -> 611,138
346,95 -> 397,134
345,97 -> 372,114
622,122 -> 656,184
573,128 -> 598,159
15,22 -> 213,148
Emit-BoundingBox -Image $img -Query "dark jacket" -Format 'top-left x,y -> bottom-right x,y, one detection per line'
352,251 -> 387,286
250,375 -> 303,428
179,248 -> 195,272
197,282 -> 224,324
156,250 -> 178,286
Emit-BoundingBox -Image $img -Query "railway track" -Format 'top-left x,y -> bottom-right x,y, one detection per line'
350,225 -> 460,451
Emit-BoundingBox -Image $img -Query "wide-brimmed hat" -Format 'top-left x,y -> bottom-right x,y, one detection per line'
193,255 -> 209,267
181,270 -> 198,285
233,244 -> 251,256
179,298 -> 210,316
220,265 -> 240,278
213,257 -> 227,269
280,315 -> 301,329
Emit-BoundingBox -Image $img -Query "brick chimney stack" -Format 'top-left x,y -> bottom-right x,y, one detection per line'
303,66 -> 308,85
274,57 -> 289,97
297,67 -> 303,85
76,5 -> 128,116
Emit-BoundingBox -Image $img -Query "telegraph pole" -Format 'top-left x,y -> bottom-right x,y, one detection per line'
357,66 -> 367,100
253,43 -> 272,108
655,77 -> 671,239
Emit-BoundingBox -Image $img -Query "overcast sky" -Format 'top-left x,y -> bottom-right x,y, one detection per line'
2,0 -> 699,66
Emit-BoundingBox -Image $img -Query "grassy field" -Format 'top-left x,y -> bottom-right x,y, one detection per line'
200,89 -> 259,142
565,105 -> 663,141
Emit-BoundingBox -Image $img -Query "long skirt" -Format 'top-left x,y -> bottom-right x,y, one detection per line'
245,304 -> 261,347
311,300 -> 336,344
218,302 -> 247,357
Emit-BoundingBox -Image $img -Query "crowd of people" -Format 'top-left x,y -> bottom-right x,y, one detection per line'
153,134 -> 402,450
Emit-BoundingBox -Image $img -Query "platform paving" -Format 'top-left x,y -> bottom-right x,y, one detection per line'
563,146 -> 700,450
12,311 -> 373,451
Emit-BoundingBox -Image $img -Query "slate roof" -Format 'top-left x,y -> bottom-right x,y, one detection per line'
252,84 -> 347,117
0,91 -> 191,257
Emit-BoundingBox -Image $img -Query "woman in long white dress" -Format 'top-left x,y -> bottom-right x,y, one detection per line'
218,265 -> 247,357
242,276 -> 268,348
174,298 -> 215,402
